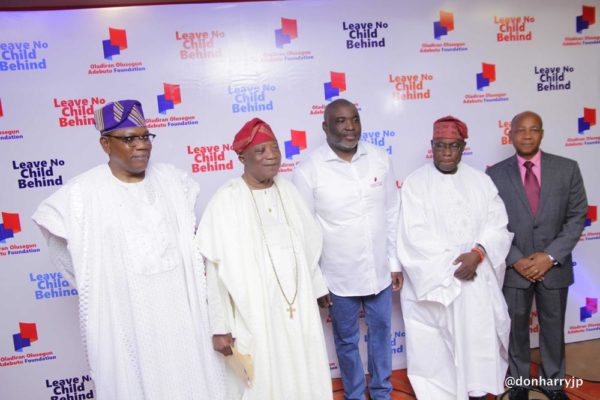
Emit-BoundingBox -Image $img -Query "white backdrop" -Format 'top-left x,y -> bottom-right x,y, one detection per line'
1,0 -> 599,398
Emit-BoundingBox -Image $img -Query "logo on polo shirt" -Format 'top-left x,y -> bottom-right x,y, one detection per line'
324,71 -> 346,101
0,40 -> 48,72
579,108 -> 597,134
0,98 -> 3,118
419,10 -> 468,53
577,5 -> 596,33
581,298 -> 598,322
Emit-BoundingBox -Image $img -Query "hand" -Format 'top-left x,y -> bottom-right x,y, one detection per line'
317,293 -> 333,308
391,272 -> 404,292
212,333 -> 234,356
511,257 -> 537,282
521,252 -> 554,281
453,251 -> 480,281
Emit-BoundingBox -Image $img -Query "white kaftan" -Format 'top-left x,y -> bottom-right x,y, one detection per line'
196,176 -> 333,400
32,163 -> 227,400
397,163 -> 512,399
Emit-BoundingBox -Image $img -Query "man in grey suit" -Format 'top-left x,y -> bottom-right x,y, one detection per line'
487,111 -> 587,400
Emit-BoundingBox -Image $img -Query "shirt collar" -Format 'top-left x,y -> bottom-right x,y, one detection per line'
323,141 -> 368,162
516,149 -> 542,167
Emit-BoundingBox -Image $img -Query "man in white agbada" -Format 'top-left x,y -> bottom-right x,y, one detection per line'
397,116 -> 513,400
32,100 -> 226,400
195,118 -> 333,400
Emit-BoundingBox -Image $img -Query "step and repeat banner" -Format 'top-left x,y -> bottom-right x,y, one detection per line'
1,0 -> 599,397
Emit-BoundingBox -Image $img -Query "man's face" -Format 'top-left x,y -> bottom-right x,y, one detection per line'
99,126 -> 152,181
240,139 -> 281,182
510,112 -> 543,159
431,138 -> 465,173
323,103 -> 361,154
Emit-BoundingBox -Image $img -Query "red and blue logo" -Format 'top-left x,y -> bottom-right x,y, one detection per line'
576,6 -> 596,33
102,28 -> 127,60
13,322 -> 38,352
275,18 -> 298,48
585,205 -> 597,228
476,63 -> 496,91
578,108 -> 596,134
324,71 -> 346,101
284,130 -> 307,159
434,10 -> 454,40
0,212 -> 21,243
0,98 -> 4,118
157,83 -> 181,114
581,297 -> 598,322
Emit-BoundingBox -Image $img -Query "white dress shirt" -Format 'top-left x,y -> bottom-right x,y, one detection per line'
293,142 -> 401,297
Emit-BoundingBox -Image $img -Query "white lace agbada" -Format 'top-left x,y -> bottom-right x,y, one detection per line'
33,163 -> 227,400
196,176 -> 332,400
397,163 -> 513,400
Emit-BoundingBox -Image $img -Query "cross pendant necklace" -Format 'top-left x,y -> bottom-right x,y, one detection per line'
245,178 -> 299,320
287,305 -> 296,319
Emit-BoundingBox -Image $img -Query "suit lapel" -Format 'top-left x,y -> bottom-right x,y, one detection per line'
506,155 -> 534,217
538,152 -> 554,217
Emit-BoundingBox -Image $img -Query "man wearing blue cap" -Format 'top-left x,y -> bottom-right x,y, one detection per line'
33,100 -> 227,400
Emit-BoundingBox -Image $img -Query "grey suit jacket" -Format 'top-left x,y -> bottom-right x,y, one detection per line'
487,152 -> 587,289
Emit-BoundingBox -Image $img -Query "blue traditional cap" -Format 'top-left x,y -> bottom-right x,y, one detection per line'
94,100 -> 146,134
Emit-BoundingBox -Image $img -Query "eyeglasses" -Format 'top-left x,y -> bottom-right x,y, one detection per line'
103,133 -> 156,146
432,141 -> 464,153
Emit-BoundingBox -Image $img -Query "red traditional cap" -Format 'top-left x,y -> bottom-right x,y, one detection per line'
232,118 -> 276,154
433,116 -> 468,140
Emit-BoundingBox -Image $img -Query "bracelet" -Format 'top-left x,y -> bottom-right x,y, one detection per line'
471,247 -> 485,264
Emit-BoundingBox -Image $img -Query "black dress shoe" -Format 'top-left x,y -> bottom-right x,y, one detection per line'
539,388 -> 569,400
508,386 -> 528,400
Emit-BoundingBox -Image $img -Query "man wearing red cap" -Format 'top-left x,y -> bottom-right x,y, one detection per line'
196,118 -> 332,400
33,100 -> 227,399
396,116 -> 513,400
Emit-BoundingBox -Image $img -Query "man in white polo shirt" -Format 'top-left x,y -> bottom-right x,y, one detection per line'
293,98 -> 401,400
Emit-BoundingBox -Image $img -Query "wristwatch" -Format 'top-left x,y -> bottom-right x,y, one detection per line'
547,253 -> 559,266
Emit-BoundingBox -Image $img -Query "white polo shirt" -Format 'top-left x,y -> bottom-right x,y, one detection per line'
293,142 -> 401,297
